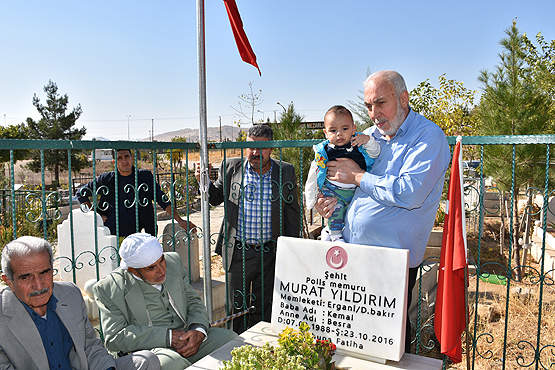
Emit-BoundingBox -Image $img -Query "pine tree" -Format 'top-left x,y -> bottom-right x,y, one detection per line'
26,80 -> 89,187
270,102 -> 318,186
477,21 -> 555,279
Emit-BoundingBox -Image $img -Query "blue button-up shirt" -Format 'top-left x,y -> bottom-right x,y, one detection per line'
23,294 -> 74,370
344,109 -> 450,267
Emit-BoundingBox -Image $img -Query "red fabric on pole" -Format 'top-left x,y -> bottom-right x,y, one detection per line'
223,0 -> 261,75
434,139 -> 468,363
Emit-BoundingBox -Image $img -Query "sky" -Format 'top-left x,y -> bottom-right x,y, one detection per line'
1,0 -> 554,141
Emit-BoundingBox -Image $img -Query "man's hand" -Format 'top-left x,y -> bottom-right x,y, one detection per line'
326,158 -> 365,186
194,162 -> 201,182
314,193 -> 337,219
80,201 -> 107,222
194,161 -> 212,183
164,204 -> 197,233
177,218 -> 197,233
171,329 -> 205,358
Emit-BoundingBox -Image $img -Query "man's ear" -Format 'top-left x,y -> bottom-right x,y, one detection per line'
400,90 -> 410,108
127,267 -> 140,278
2,274 -> 13,289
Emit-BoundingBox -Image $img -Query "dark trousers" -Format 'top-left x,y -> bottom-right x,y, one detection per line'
406,267 -> 419,353
228,241 -> 275,334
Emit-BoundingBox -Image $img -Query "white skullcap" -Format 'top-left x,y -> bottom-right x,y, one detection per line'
119,233 -> 163,270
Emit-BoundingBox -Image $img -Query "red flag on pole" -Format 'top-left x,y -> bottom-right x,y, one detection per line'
434,136 -> 468,363
223,0 -> 261,75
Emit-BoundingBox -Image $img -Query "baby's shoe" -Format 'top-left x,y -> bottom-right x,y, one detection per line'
320,227 -> 331,241
330,235 -> 345,243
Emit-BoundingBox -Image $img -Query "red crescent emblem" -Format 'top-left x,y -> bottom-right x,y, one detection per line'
326,246 -> 348,270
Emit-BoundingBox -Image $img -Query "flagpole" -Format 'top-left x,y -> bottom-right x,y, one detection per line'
464,264 -> 470,370
197,0 -> 213,321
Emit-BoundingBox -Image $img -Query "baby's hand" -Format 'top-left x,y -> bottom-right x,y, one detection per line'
351,133 -> 370,147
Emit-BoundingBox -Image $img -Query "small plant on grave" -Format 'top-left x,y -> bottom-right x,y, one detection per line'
277,322 -> 337,370
219,322 -> 337,370
219,342 -> 305,370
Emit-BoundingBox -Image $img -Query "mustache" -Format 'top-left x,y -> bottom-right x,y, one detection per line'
249,155 -> 261,160
29,287 -> 49,297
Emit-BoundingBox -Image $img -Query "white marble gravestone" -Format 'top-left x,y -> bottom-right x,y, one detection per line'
272,236 -> 409,363
57,209 -> 118,290
161,223 -> 200,282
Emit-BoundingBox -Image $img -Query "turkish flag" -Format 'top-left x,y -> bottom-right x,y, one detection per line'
223,0 -> 261,75
434,137 -> 468,363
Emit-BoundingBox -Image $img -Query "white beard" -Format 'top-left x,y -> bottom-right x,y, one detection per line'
376,103 -> 406,137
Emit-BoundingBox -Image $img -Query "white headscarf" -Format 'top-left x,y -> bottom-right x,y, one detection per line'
119,233 -> 163,270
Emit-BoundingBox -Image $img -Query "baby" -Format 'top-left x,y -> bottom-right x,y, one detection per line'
305,105 -> 380,242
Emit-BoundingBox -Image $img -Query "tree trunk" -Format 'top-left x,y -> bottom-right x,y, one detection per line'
53,161 -> 60,188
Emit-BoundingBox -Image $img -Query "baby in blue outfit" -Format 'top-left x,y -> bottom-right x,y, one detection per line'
305,105 -> 380,242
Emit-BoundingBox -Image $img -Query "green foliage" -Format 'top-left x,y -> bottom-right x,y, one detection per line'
0,191 -> 61,248
522,31 -> 555,131
278,322 -> 336,370
25,81 -> 89,187
220,322 -> 336,370
476,20 -> 555,275
434,202 -> 446,227
0,124 -> 31,163
168,136 -> 187,170
220,342 -> 305,370
270,103 -> 314,186
236,130 -> 247,142
476,21 -> 555,193
410,74 -> 478,137
178,172 -> 199,208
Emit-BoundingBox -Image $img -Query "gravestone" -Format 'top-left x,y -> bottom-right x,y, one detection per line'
272,236 -> 408,363
161,223 -> 200,282
57,209 -> 118,290
540,196 -> 555,229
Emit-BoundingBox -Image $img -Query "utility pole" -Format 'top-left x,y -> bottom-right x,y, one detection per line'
127,115 -> 131,140
219,116 -> 222,155
151,119 -> 154,141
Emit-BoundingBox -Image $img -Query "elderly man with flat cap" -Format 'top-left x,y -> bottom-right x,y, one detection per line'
93,233 -> 237,370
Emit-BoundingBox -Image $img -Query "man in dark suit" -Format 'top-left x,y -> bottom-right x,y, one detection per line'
196,125 -> 301,333
0,236 -> 159,370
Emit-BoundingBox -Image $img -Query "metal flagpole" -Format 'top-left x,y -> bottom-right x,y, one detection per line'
196,0 -> 213,321
464,264 -> 471,370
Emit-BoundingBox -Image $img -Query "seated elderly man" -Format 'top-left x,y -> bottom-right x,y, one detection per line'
0,236 -> 159,370
94,233 -> 237,370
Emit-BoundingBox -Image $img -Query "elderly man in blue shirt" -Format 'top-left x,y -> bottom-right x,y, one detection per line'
315,70 -> 451,353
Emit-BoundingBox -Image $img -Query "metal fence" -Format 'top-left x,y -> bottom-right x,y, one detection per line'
0,136 -> 554,369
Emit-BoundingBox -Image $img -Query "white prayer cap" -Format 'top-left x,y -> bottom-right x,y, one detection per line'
119,233 -> 163,270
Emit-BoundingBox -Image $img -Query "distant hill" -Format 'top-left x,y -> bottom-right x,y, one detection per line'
143,125 -> 245,142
